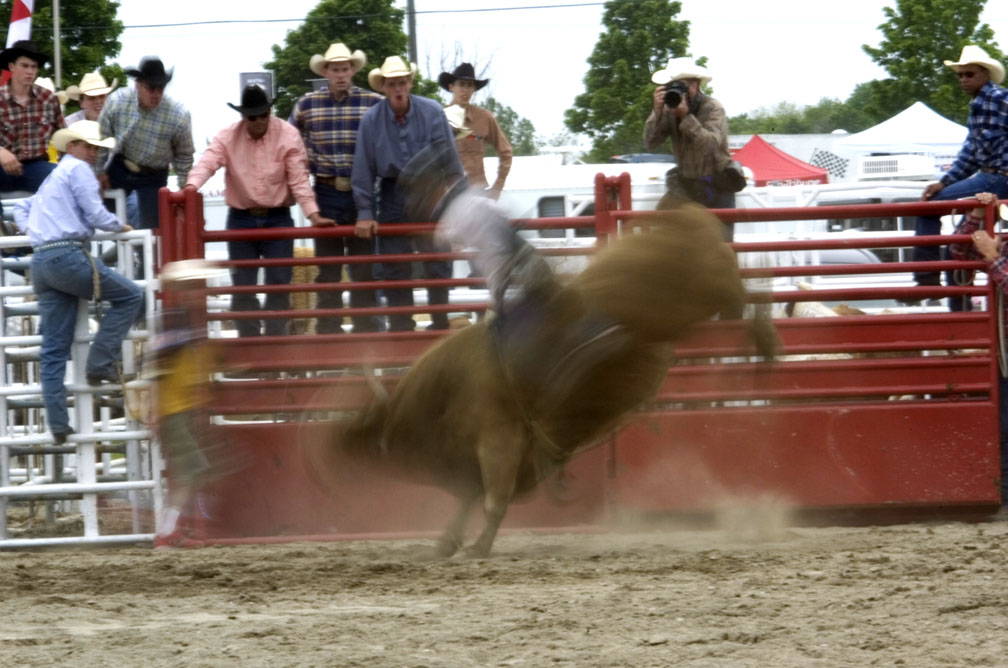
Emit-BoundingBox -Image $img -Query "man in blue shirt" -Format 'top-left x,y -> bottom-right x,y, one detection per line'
909,45 -> 1008,309
14,121 -> 144,445
351,56 -> 464,332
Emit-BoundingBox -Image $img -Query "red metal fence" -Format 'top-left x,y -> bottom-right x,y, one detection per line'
156,176 -> 1003,543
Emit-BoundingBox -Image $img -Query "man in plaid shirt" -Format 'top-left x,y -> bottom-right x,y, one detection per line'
910,45 -> 1008,310
292,43 -> 382,334
0,40 -> 64,196
97,56 -> 194,230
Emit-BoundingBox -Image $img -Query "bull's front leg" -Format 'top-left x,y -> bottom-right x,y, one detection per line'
432,491 -> 479,558
463,426 -> 525,558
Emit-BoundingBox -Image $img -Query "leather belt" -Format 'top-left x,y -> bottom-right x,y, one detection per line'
315,175 -> 352,191
123,158 -> 165,174
231,206 -> 288,217
979,167 -> 1008,177
36,239 -> 85,251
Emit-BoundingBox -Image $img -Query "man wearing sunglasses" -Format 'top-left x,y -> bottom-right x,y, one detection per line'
185,85 -> 332,337
97,56 -> 194,230
908,45 -> 1008,308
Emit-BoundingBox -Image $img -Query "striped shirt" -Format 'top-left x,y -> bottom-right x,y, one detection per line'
97,87 -> 195,186
0,83 -> 64,160
292,85 -> 381,179
943,82 -> 1008,185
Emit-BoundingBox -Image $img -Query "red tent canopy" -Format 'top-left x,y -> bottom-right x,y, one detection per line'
732,134 -> 829,186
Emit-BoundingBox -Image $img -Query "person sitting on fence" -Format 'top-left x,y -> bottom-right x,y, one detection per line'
185,84 -> 332,337
947,191 -> 1008,515
13,120 -> 144,446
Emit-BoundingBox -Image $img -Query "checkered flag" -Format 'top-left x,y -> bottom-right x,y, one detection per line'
809,149 -> 849,180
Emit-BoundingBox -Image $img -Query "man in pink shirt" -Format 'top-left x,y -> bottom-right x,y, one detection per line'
186,85 -> 332,336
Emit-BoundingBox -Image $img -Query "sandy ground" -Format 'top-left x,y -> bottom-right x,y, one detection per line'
2,518 -> 1007,668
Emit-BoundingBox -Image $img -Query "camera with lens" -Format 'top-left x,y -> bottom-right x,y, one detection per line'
664,80 -> 689,108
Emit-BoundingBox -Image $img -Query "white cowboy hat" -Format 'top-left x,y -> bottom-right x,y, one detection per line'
650,57 -> 712,85
944,45 -> 1005,85
444,104 -> 472,139
65,71 -> 118,101
309,42 -> 366,77
159,259 -> 228,283
368,56 -> 418,91
52,120 -> 116,152
34,77 -> 68,105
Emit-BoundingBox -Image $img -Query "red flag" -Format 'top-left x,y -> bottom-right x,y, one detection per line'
2,0 -> 35,85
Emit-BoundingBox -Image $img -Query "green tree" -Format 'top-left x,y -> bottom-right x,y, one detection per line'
564,0 -> 691,162
0,0 -> 125,98
264,0 -> 440,119
484,96 -> 538,156
728,98 -> 875,135
862,0 -> 1003,123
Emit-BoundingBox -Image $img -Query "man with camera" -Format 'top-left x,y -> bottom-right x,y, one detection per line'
643,57 -> 738,240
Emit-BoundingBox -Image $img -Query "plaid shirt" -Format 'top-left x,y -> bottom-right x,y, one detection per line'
97,87 -> 195,185
0,84 -> 64,160
292,85 -> 381,179
942,82 -> 1008,185
949,212 -> 1008,329
643,92 -> 731,180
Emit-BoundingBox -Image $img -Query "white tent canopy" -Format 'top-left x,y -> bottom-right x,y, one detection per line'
835,101 -> 966,155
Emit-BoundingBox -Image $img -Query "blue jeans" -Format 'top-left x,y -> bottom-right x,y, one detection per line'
227,208 -> 293,337
31,245 -> 144,436
104,154 -> 169,230
0,157 -> 56,194
313,183 -> 380,333
913,172 -> 1008,309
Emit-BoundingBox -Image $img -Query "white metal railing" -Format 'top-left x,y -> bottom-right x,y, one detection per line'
0,190 -> 160,548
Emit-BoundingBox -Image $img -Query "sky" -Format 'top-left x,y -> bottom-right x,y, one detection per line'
108,0 -> 1008,149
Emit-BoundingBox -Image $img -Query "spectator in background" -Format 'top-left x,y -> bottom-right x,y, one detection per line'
186,85 -> 332,337
437,63 -> 512,199
910,46 -> 1008,310
293,42 -> 382,334
98,56 -> 194,230
644,57 -> 737,239
13,121 -> 143,445
352,56 -> 464,332
64,71 -> 117,124
0,40 -> 64,196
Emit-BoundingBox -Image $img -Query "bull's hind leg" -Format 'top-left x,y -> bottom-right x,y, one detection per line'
463,425 -> 525,558
433,491 -> 479,558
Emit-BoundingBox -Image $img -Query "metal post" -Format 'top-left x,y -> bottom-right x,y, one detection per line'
406,0 -> 417,64
52,0 -> 61,85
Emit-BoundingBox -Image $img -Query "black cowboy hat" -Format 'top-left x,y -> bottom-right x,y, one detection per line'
227,84 -> 272,117
0,40 -> 47,69
437,62 -> 488,92
125,56 -> 174,87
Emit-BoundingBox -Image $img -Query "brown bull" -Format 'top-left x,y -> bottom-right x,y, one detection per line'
323,204 -> 775,557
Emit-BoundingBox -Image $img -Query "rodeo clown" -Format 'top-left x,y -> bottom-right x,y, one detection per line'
397,124 -> 629,410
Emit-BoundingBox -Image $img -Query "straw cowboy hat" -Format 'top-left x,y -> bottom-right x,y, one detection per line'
0,39 -> 47,67
650,57 -> 712,85
944,45 -> 1005,85
227,84 -> 272,116
309,42 -> 366,77
159,259 -> 227,283
65,71 -> 118,101
125,56 -> 173,87
443,104 -> 472,138
34,77 -> 68,105
368,56 -> 418,91
52,120 -> 116,153
437,62 -> 488,91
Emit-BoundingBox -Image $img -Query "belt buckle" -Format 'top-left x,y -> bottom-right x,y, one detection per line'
247,207 -> 269,217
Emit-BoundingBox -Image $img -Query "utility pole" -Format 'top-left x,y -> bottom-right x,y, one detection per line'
52,0 -> 61,85
406,0 -> 417,63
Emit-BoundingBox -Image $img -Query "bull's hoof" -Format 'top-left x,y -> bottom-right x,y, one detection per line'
460,543 -> 491,559
431,538 -> 461,559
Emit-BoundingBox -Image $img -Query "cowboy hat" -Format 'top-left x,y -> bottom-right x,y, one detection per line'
52,120 -> 116,153
368,56 -> 418,91
650,57 -> 712,85
437,62 -> 488,92
0,39 -> 47,68
309,42 -> 366,77
34,77 -> 68,105
443,104 -> 473,138
227,84 -> 272,116
159,259 -> 228,283
944,45 -> 1005,85
125,56 -> 173,87
65,71 -> 118,101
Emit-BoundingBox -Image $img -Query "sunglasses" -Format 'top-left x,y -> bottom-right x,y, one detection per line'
957,70 -> 981,79
245,113 -> 269,121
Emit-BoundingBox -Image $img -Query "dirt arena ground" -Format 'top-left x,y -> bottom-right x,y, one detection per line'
2,517 -> 1007,668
